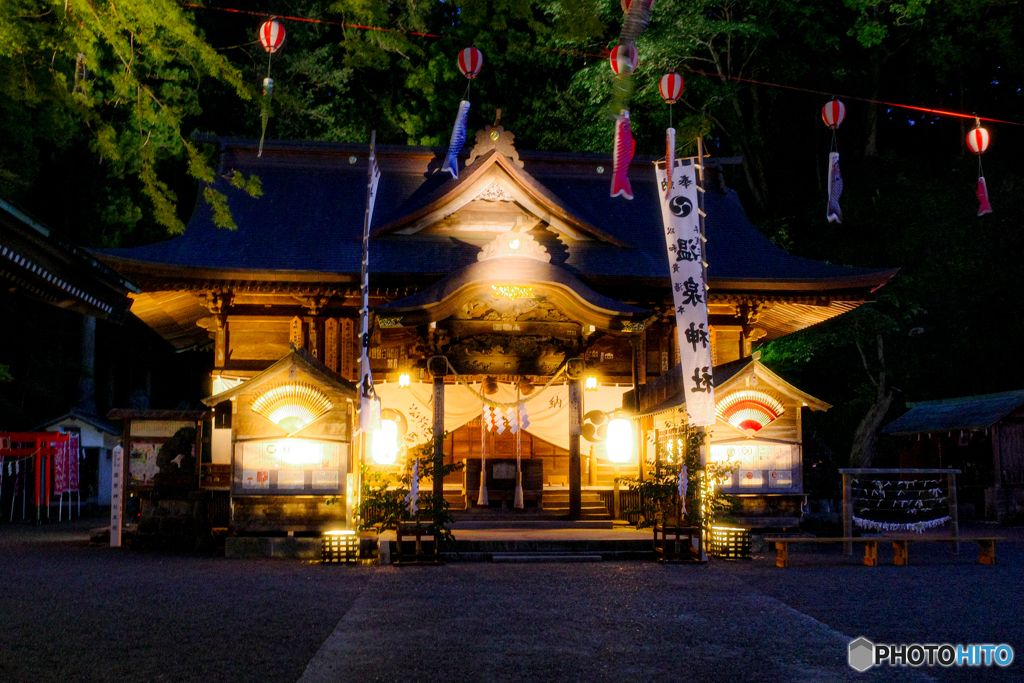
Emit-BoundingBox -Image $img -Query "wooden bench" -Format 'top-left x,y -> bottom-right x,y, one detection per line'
764,537 -> 879,568
764,536 -> 1005,568
889,537 -> 1004,566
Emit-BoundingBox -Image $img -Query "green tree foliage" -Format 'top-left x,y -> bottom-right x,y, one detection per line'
0,0 -> 260,237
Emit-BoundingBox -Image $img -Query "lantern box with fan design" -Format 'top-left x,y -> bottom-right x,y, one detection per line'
202,348 -> 357,535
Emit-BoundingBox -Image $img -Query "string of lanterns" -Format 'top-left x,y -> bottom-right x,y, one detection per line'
247,13 -> 998,218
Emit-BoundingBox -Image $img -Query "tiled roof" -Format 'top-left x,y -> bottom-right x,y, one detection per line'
882,390 -> 1024,435
98,138 -> 894,290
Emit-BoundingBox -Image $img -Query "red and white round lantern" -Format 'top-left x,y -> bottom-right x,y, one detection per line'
659,73 -> 684,104
621,0 -> 655,13
258,20 -> 286,54
821,99 -> 846,130
966,126 -> 990,154
457,47 -> 484,79
609,44 -> 638,76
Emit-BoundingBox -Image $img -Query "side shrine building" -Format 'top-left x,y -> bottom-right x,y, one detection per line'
97,129 -> 896,534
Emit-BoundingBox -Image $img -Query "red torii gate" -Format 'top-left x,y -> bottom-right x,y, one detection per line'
0,432 -> 69,522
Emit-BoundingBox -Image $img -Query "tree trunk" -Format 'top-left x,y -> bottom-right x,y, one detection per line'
850,335 -> 891,468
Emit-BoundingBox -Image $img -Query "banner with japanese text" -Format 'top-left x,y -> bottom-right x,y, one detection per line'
655,157 -> 715,426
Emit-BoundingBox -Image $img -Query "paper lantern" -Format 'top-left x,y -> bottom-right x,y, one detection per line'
659,73 -> 684,104
606,418 -> 634,463
458,47 -> 483,79
609,44 -> 638,76
371,419 -> 399,465
821,99 -> 846,130
966,126 -> 990,154
258,20 -> 286,54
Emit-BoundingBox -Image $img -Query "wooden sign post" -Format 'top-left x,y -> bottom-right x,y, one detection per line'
110,445 -> 123,547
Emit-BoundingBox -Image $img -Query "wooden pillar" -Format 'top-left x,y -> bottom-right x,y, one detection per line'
588,445 -> 597,487
613,463 -> 621,520
842,473 -> 853,555
568,358 -> 583,520
428,356 -> 447,518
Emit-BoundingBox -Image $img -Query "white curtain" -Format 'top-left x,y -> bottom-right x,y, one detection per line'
376,381 -> 630,451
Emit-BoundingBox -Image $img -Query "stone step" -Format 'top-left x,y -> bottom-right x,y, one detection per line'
491,553 -> 603,563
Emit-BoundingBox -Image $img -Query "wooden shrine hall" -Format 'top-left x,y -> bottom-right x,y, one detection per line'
95,127 -> 896,534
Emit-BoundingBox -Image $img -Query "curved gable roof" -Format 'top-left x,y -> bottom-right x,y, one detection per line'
96,137 -> 895,294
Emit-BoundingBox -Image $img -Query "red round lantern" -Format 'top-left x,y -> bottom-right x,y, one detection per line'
821,99 -> 845,130
609,44 -> 638,76
966,126 -> 990,154
621,0 -> 655,12
659,73 -> 684,104
457,47 -> 483,79
258,20 -> 286,54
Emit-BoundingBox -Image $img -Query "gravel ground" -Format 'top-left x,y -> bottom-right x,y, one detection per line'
1,520 -> 1020,683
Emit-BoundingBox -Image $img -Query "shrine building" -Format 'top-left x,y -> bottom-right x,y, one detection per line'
96,128 -> 896,534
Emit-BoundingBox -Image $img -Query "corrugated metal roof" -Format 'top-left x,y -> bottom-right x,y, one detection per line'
882,390 -> 1024,435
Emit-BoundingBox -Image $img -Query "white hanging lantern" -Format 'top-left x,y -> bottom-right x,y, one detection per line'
371,419 -> 400,465
606,418 -> 634,463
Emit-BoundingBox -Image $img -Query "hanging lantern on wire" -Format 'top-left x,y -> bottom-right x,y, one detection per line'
257,19 -> 286,157
967,119 -> 993,216
457,47 -> 483,79
659,73 -> 684,104
659,73 -> 684,199
608,44 -> 638,76
443,46 -> 482,178
821,99 -> 845,223
821,99 -> 845,130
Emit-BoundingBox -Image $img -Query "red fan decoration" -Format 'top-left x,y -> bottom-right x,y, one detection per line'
966,126 -> 990,154
609,44 -> 638,76
659,73 -> 684,104
458,47 -> 484,79
258,20 -> 286,54
821,99 -> 846,130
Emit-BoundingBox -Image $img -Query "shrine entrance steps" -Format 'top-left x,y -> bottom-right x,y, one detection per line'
378,527 -> 655,563
451,491 -> 613,529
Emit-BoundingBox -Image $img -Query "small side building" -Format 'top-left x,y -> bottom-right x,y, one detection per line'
882,390 -> 1024,522
628,352 -> 831,528
36,410 -> 121,506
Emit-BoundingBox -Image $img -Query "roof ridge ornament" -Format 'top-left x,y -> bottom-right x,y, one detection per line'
466,109 -> 524,169
477,230 -> 550,263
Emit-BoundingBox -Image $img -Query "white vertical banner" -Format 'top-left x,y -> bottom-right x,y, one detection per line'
110,445 -> 123,547
655,157 -> 715,425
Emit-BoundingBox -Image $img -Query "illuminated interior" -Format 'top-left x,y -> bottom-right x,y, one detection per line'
715,389 -> 784,433
251,382 -> 334,433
